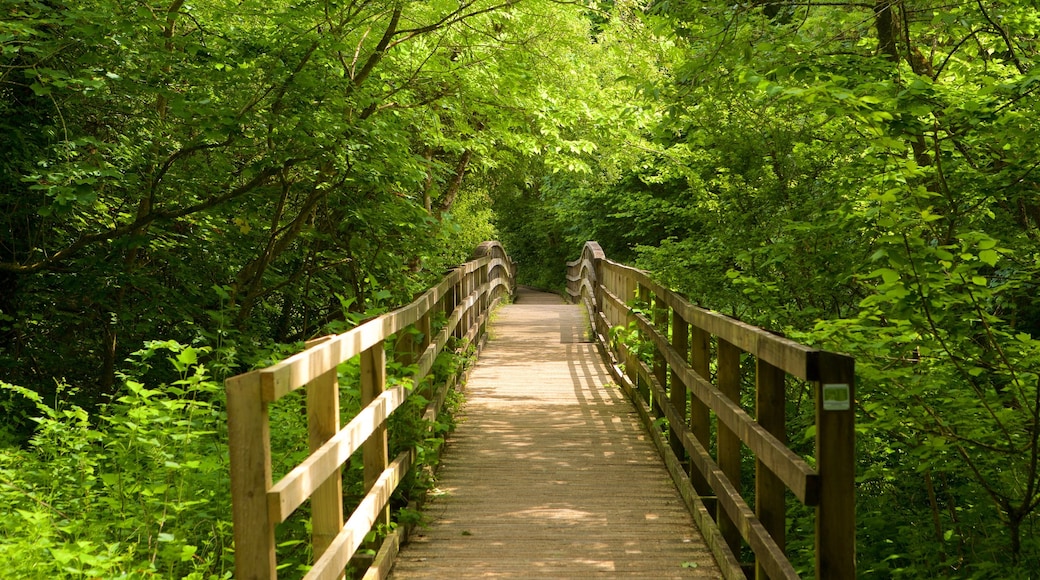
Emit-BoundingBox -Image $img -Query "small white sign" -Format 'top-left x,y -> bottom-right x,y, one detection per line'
822,383 -> 851,411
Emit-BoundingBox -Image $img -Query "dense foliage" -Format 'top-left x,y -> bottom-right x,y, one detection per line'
3,0 -> 1040,577
0,0 -> 600,404
0,0 -> 602,576
544,0 -> 1040,576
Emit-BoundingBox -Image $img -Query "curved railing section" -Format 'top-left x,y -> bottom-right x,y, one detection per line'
226,241 -> 515,580
567,241 -> 855,580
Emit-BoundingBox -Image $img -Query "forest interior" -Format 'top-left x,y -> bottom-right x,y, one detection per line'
1,0 -> 1039,577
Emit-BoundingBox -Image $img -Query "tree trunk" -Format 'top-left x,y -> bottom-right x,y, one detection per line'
437,149 -> 473,216
874,0 -> 900,61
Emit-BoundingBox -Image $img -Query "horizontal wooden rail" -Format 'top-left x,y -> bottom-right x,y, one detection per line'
227,241 -> 516,580
567,241 -> 855,580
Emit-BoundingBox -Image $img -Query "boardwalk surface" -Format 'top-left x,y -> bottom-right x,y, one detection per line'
389,289 -> 721,579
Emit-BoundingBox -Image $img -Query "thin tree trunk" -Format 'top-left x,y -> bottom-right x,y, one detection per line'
437,149 -> 473,216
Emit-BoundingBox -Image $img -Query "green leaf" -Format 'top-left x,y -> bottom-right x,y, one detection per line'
978,249 -> 999,266
176,348 -> 198,367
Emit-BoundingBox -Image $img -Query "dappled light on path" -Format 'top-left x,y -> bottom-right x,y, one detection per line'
389,288 -> 720,579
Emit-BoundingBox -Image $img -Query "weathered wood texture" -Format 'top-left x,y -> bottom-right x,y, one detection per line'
390,289 -> 722,579
226,242 -> 515,580
567,241 -> 856,580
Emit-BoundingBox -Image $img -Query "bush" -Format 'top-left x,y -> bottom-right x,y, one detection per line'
0,342 -> 234,579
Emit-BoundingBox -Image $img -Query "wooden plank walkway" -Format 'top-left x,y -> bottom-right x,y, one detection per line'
389,288 -> 721,579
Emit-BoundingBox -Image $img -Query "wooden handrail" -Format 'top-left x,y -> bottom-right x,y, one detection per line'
226,241 -> 516,580
567,241 -> 855,580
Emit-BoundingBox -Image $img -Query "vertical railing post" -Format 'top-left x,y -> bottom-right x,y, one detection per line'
308,360 -> 344,574
635,282 -> 651,401
592,255 -> 603,337
612,266 -> 623,330
448,273 -> 460,341
469,267 -> 476,336
418,311 -> 431,356
717,339 -> 743,556
651,291 -> 668,415
395,321 -> 421,401
689,327 -> 713,499
416,311 -> 432,399
669,310 -> 689,461
479,260 -> 489,339
226,372 -> 276,580
815,353 -> 856,579
460,269 -> 469,340
361,343 -> 390,531
468,266 -> 476,336
755,359 -> 786,580
395,327 -> 417,369
467,266 -> 475,337
624,275 -> 640,397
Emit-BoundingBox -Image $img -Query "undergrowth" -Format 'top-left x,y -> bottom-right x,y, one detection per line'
0,336 -> 472,579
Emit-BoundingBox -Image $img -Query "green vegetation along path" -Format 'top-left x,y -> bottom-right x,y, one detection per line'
389,288 -> 720,579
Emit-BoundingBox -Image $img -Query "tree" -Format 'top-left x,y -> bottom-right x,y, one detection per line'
548,0 -> 1040,574
0,0 -> 604,404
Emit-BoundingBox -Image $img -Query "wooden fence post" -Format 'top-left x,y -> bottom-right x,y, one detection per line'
592,257 -> 604,336
636,282 -> 652,402
362,343 -> 390,532
815,353 -> 856,579
226,372 -> 276,580
463,269 -> 471,340
605,266 -> 617,328
652,294 -> 668,413
756,359 -> 786,580
717,338 -> 743,556
308,363 -> 344,572
669,310 -> 689,461
623,274 -> 639,393
689,327 -> 713,499
448,276 -> 459,341
479,261 -> 488,338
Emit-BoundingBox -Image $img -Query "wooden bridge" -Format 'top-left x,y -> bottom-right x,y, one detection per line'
226,241 -> 856,580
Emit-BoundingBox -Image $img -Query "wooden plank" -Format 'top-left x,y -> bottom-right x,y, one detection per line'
259,270 -> 464,402
308,363 -> 344,564
627,355 -> 747,580
815,352 -> 856,579
683,431 -> 800,580
305,451 -> 414,580
226,241 -> 517,580
632,313 -> 820,505
756,359 -> 787,580
362,343 -> 390,533
407,278 -> 486,390
486,276 -> 512,302
268,387 -> 408,523
716,338 -> 742,556
225,371 -> 276,580
362,528 -> 402,580
392,292 -> 724,580
599,260 -> 818,380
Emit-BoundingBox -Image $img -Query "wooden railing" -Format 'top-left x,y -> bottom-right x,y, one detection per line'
226,241 -> 515,580
567,241 -> 855,579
